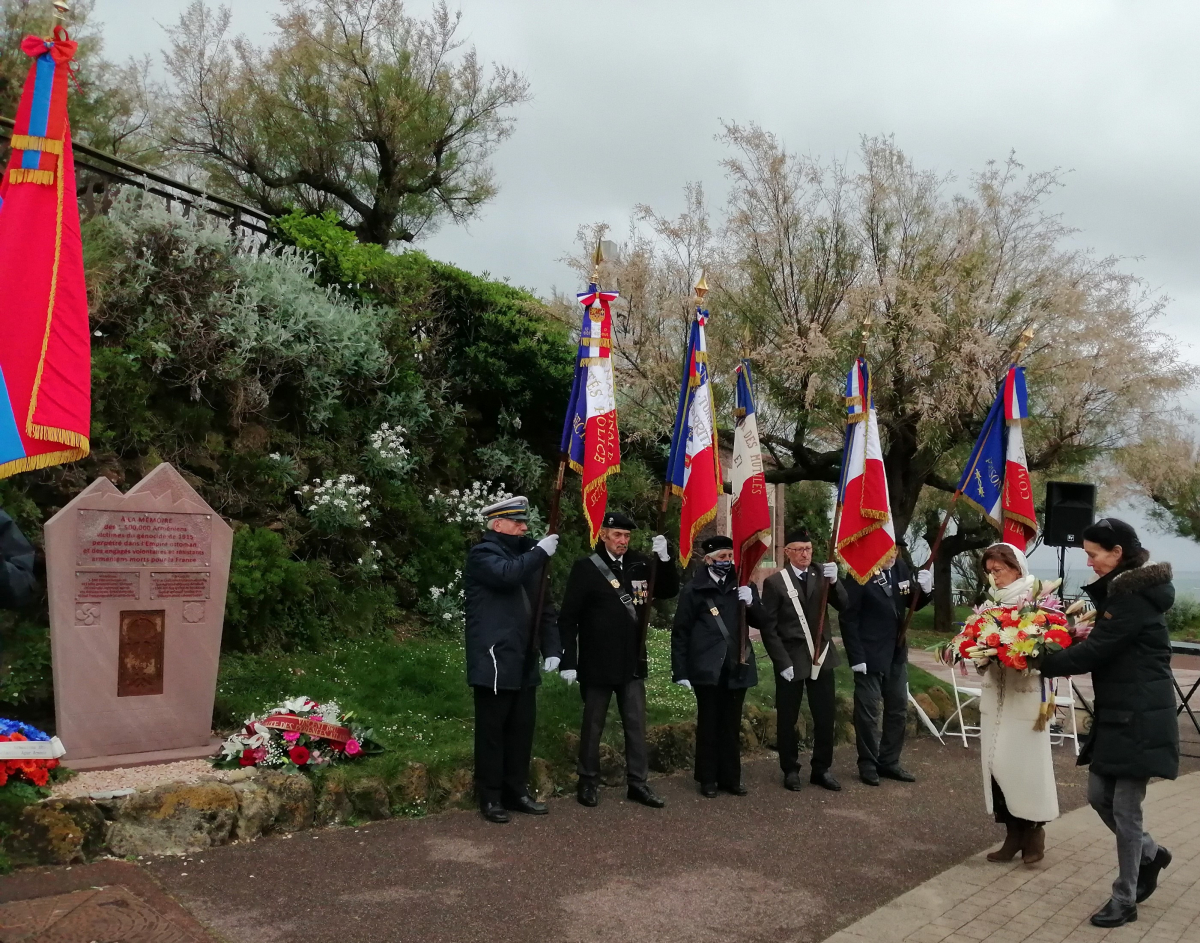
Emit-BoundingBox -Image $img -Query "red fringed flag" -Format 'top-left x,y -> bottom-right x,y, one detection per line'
835,357 -> 896,583
0,27 -> 90,477
731,360 -> 771,583
666,308 -> 721,564
560,282 -> 620,542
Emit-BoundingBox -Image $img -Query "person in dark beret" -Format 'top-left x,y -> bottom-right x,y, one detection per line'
759,527 -> 846,791
671,533 -> 763,797
558,510 -> 678,808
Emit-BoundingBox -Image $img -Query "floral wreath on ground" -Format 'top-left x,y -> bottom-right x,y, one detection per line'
213,697 -> 383,771
938,577 -> 1087,730
0,718 -> 63,788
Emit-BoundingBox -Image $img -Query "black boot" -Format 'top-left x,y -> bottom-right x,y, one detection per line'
783,771 -> 803,791
1090,899 -> 1137,928
627,783 -> 665,808
577,781 -> 599,807
1136,847 -> 1172,903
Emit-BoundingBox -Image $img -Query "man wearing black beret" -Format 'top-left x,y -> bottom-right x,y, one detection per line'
671,534 -> 764,797
759,527 -> 847,792
559,510 -> 679,808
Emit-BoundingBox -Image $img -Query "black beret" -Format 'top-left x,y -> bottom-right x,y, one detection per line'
602,510 -> 637,530
784,528 -> 812,546
702,535 -> 734,554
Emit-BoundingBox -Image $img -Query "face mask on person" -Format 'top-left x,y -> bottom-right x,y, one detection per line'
709,560 -> 734,577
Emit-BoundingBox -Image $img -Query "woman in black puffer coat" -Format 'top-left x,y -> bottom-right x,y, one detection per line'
1040,518 -> 1178,929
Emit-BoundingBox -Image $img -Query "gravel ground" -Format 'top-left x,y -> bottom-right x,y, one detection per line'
143,739 -> 1115,943
52,759 -> 232,798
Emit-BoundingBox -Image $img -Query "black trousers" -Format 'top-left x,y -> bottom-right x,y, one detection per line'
693,683 -> 747,787
577,679 -> 649,786
852,659 -> 908,774
473,685 -> 537,806
775,666 -> 836,775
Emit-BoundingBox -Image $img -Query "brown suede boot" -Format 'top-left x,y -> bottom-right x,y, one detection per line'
987,822 -> 1023,862
1022,825 -> 1045,865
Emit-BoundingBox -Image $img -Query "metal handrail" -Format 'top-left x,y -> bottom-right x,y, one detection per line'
0,116 -> 274,238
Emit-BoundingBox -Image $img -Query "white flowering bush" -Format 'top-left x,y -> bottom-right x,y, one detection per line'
428,480 -> 514,529
419,570 -> 465,632
298,475 -> 372,532
354,540 -> 382,577
366,422 -> 416,475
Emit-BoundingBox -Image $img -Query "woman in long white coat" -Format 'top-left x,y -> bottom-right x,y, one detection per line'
978,543 -> 1059,865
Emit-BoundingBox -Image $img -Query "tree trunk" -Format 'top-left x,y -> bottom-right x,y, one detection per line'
933,527 -> 994,634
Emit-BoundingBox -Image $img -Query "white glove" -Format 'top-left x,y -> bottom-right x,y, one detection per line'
542,656 -> 561,672
852,663 -> 868,674
560,668 -> 577,685
536,534 -> 559,557
675,679 -> 692,690
780,666 -> 795,682
737,585 -> 753,605
823,562 -> 838,583
652,534 -> 670,561
917,569 -> 933,593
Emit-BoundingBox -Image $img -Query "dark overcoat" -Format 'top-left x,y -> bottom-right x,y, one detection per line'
463,532 -> 561,692
839,559 -> 929,673
671,567 -> 762,689
0,510 -> 34,609
1041,561 -> 1179,781
759,564 -> 847,677
558,545 -> 680,686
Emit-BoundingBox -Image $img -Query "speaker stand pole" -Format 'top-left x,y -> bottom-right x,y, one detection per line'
1057,545 -> 1066,598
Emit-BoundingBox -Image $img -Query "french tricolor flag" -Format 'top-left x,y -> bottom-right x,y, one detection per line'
731,360 -> 771,583
560,285 -> 621,543
835,358 -> 896,583
1001,367 -> 1036,550
666,310 -> 721,564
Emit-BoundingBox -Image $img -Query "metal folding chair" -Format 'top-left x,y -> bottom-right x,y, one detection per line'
940,664 -> 982,747
1047,676 -> 1080,755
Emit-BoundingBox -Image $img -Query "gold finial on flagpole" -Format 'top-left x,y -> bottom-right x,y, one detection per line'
1013,326 -> 1035,363
693,270 -> 709,303
49,0 -> 68,35
590,240 -> 605,285
858,316 -> 873,356
740,324 -> 752,360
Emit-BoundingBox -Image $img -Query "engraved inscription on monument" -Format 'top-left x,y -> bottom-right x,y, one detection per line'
76,511 -> 212,568
74,570 -> 139,601
149,571 -> 210,600
117,610 -> 165,697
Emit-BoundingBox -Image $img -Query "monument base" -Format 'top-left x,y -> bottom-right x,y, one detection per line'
64,738 -> 223,772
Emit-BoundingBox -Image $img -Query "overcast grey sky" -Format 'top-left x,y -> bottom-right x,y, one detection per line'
101,0 -> 1200,577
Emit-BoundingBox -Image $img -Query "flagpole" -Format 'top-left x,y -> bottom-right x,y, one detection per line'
49,1 -> 68,38
737,326 -> 752,667
639,272 -> 707,670
813,316 -> 873,668
897,327 -> 1035,645
530,242 -> 605,654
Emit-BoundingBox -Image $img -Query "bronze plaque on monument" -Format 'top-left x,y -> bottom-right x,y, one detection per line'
117,610 -> 165,697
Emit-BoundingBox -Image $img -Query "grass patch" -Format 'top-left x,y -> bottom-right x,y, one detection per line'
1168,596 -> 1200,642
216,626 -> 951,796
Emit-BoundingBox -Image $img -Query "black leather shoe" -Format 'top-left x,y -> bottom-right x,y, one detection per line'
1136,847 -> 1172,903
577,782 -> 599,807
1090,898 -> 1137,928
783,771 -> 803,792
811,770 -> 842,791
700,782 -> 718,798
860,769 -> 881,786
480,802 -> 510,824
627,783 -> 665,808
503,795 -> 548,815
878,766 -> 916,783
720,781 -> 748,796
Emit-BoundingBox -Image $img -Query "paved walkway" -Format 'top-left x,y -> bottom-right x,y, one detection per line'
821,772 -> 1200,943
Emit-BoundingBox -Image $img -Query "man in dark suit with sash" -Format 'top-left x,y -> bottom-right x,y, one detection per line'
760,528 -> 846,792
841,545 -> 933,786
559,511 -> 678,808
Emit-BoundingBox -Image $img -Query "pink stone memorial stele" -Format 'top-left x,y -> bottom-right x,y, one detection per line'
44,464 -> 233,768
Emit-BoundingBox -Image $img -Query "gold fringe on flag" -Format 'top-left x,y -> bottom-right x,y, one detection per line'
8,167 -> 55,186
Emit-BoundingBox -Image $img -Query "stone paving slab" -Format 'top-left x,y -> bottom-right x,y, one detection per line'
819,772 -> 1200,943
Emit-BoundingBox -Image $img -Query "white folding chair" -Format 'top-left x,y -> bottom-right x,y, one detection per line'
940,664 -> 982,747
1047,676 -> 1081,755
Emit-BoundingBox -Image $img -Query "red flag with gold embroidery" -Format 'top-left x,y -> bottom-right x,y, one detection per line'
0,27 -> 90,477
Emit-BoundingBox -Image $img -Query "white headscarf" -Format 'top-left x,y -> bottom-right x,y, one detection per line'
985,542 -> 1036,605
